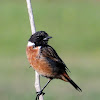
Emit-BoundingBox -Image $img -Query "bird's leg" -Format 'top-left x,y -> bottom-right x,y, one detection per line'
36,79 -> 52,100
41,79 -> 52,92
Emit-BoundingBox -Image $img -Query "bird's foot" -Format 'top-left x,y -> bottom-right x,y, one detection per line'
36,91 -> 45,100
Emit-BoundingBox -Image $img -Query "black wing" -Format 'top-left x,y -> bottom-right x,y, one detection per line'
40,45 -> 70,73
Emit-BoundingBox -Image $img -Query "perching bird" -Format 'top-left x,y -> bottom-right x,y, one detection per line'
26,31 -> 82,99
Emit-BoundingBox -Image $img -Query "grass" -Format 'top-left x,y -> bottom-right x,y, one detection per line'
0,0 -> 100,100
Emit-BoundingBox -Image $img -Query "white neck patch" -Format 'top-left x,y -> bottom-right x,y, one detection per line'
27,41 -> 35,47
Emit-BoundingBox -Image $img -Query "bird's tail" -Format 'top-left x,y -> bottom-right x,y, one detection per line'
62,73 -> 82,92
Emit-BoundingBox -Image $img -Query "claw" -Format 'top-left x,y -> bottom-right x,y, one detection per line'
36,91 -> 45,100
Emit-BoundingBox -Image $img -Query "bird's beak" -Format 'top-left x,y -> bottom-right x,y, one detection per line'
43,36 -> 52,41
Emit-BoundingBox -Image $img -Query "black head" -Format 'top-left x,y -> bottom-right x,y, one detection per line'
28,31 -> 52,46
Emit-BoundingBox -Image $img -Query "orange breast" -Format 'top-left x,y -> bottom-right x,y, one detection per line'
26,46 -> 55,78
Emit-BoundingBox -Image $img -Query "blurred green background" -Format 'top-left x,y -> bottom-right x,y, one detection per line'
0,0 -> 100,100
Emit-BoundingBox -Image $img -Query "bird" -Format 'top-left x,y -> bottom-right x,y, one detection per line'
26,31 -> 82,99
